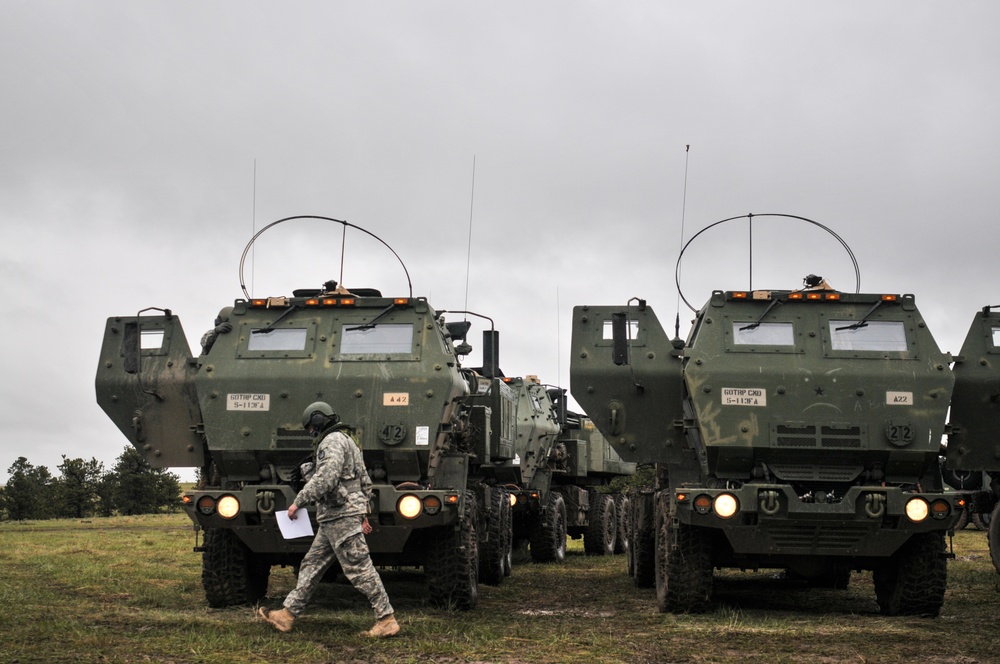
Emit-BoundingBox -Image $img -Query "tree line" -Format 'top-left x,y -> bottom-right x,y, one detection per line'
0,446 -> 181,521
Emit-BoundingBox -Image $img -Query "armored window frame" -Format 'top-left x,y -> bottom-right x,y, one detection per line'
992,326 -> 1000,349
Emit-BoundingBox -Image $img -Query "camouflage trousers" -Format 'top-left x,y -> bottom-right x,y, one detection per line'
283,516 -> 393,619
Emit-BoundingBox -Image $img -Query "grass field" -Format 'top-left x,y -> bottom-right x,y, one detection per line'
2,513 -> 997,663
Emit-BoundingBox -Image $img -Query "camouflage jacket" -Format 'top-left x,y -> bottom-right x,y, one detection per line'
293,428 -> 372,523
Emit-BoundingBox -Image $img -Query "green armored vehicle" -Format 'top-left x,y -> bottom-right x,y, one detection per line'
571,277 -> 962,616
945,305 -> 1000,572
95,217 -> 520,609
483,376 -> 635,562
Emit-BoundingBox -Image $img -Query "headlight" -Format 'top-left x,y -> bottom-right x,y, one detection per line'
905,497 -> 929,522
714,493 -> 739,519
509,493 -> 518,507
398,494 -> 422,519
217,495 -> 240,519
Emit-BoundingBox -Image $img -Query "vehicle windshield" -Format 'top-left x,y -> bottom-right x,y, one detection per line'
340,323 -> 413,354
829,320 -> 907,352
732,322 -> 794,346
247,328 -> 309,351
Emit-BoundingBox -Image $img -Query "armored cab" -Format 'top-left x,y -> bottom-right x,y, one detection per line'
946,306 -> 1000,572
96,282 -> 519,609
571,286 -> 961,616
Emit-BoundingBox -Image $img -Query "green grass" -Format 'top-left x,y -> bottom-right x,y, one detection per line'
1,515 -> 998,663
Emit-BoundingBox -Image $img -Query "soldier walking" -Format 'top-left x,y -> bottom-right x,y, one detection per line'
258,401 -> 399,637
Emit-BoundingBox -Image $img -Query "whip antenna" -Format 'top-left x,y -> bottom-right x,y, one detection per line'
463,156 -> 476,320
675,145 -> 690,338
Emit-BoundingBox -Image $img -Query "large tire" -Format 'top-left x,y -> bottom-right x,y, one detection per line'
988,501 -> 1000,575
629,491 -> 656,588
954,506 -> 970,530
427,491 -> 479,610
655,492 -> 713,613
614,494 -> 631,555
479,487 -> 509,586
873,531 -> 947,617
502,491 -> 513,577
971,511 -> 990,531
584,493 -> 617,556
530,492 -> 567,563
202,528 -> 270,608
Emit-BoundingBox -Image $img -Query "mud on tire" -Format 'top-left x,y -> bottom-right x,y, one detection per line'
654,492 -> 713,613
202,528 -> 270,608
479,486 -> 510,586
628,491 -> 656,588
873,531 -> 947,617
530,492 -> 567,563
427,490 -> 479,610
614,494 -> 630,555
584,493 -> 617,556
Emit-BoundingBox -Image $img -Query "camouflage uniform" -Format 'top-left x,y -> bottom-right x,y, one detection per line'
283,428 -> 393,619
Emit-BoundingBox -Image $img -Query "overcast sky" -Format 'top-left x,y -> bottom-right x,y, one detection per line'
3,2 -> 999,483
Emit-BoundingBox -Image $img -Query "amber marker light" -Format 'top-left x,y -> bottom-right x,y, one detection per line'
341,298 -> 356,306
806,292 -> 822,300
881,294 -> 898,301
732,292 -> 748,300
929,500 -> 951,520
676,492 -> 688,502
788,292 -> 804,300
445,494 -> 460,505
322,298 -> 336,306
394,298 -> 409,305
825,293 -> 841,300
423,495 -> 442,516
305,298 -> 319,306
251,299 -> 267,307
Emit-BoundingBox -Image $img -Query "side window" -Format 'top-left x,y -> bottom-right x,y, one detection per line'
602,319 -> 639,340
993,327 -> 1000,348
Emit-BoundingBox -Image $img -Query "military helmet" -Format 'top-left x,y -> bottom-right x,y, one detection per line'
215,306 -> 234,326
302,401 -> 338,431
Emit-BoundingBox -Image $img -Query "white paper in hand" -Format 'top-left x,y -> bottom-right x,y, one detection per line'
276,508 -> 314,539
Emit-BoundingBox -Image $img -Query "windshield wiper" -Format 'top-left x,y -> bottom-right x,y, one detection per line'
252,304 -> 300,335
835,300 -> 883,331
739,299 -> 782,332
346,303 -> 396,332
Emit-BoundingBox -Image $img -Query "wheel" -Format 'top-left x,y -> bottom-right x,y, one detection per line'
479,487 -> 508,586
529,492 -> 567,563
201,528 -> 270,608
614,494 -> 631,555
584,493 -> 617,556
988,501 -> 1000,575
873,531 -> 947,616
501,491 -> 513,577
427,491 -> 479,610
954,506 -> 970,530
972,511 -> 990,531
654,492 -> 713,613
630,491 -> 656,588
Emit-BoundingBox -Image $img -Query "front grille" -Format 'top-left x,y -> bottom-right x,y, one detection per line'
774,424 -> 864,449
768,463 -> 862,483
765,523 -> 871,551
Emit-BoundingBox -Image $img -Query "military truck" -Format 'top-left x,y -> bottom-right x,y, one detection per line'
945,305 -> 1000,573
571,280 -> 962,616
482,376 -> 635,562
95,217 -> 525,610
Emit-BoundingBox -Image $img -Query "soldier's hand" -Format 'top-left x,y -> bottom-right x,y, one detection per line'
362,516 -> 372,534
287,504 -> 299,520
216,322 -> 233,334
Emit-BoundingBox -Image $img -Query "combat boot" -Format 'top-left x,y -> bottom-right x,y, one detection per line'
364,613 -> 400,638
258,606 -> 295,633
